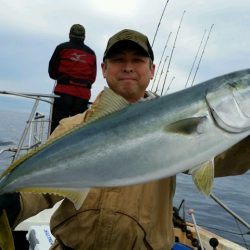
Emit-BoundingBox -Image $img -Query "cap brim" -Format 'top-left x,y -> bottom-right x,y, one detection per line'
104,40 -> 150,60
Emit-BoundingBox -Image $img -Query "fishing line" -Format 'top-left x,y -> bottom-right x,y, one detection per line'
195,222 -> 250,249
197,223 -> 250,248
234,215 -> 250,249
197,224 -> 249,237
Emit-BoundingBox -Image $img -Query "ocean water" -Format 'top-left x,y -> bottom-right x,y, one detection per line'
0,108 -> 249,249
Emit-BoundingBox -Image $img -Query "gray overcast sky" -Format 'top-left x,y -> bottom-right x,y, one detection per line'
0,0 -> 249,101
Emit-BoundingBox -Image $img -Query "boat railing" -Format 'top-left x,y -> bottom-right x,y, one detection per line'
0,90 -> 58,162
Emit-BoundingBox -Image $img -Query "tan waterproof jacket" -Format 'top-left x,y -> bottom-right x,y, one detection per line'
14,89 -> 250,250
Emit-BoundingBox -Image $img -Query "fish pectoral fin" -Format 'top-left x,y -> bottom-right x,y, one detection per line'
0,209 -> 15,250
189,159 -> 214,196
17,187 -> 90,210
164,116 -> 207,135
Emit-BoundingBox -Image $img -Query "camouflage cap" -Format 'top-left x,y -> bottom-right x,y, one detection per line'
103,29 -> 154,61
69,24 -> 85,39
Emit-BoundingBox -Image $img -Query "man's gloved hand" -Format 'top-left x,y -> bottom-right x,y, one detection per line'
0,193 -> 20,227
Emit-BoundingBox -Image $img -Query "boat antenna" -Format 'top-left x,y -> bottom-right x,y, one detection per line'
151,32 -> 172,92
190,24 -> 214,87
185,29 -> 207,88
161,10 -> 186,96
151,0 -> 170,47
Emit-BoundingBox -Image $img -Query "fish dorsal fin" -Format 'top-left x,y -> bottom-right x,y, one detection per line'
189,159 -> 214,196
164,116 -> 207,135
85,87 -> 129,124
17,187 -> 90,210
0,87 -> 129,179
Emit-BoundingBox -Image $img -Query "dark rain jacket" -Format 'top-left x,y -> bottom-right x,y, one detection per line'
49,38 -> 96,101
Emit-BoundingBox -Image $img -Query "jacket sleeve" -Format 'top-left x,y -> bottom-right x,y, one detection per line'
91,56 -> 97,84
48,45 -> 61,80
214,135 -> 250,177
14,193 -> 62,228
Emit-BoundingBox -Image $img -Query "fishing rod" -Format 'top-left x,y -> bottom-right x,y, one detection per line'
190,24 -> 214,87
210,193 -> 250,232
151,32 -> 172,92
161,10 -> 186,96
154,55 -> 169,94
151,0 -> 170,47
164,76 -> 175,95
185,29 -> 207,89
188,209 -> 205,250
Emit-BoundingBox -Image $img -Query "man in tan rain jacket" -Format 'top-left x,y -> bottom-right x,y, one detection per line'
1,29 -> 250,250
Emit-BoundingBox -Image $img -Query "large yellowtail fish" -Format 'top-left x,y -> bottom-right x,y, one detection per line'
1,69 -> 250,210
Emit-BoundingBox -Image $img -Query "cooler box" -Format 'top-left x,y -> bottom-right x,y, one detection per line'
26,225 -> 55,250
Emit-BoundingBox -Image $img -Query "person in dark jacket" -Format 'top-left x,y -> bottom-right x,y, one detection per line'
48,24 -> 97,133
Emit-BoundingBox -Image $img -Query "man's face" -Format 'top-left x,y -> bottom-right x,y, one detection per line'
101,45 -> 155,103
